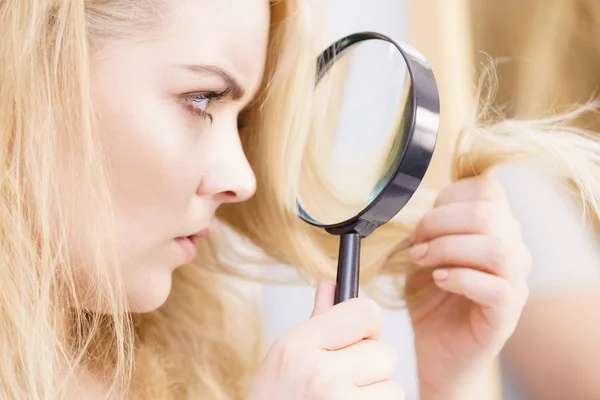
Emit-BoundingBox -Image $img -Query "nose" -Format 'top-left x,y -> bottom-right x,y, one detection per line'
196,133 -> 256,204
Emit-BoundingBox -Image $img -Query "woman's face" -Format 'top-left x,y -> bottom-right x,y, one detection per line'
90,0 -> 269,312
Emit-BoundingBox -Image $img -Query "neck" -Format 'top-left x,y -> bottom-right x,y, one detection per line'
60,311 -> 125,400
65,368 -> 116,400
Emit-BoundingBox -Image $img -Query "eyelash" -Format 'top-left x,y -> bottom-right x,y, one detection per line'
185,88 -> 231,123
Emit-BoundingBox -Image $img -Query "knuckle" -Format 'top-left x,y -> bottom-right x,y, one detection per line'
271,333 -> 290,356
488,237 -> 510,271
435,238 -> 453,262
474,178 -> 507,203
307,375 -> 343,400
452,268 -> 469,288
471,202 -> 496,233
272,332 -> 303,368
281,346 -> 325,391
473,179 -> 493,201
521,283 -> 530,304
521,282 -> 530,300
366,340 -> 398,373
375,381 -> 406,399
490,279 -> 512,307
415,214 -> 430,237
501,208 -> 523,237
419,210 -> 438,234
379,342 -> 399,372
308,361 -> 332,389
354,298 -> 382,329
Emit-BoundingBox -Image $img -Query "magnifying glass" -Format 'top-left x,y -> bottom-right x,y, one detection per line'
298,32 -> 440,304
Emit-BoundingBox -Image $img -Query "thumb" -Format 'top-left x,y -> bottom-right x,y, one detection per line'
310,280 -> 336,318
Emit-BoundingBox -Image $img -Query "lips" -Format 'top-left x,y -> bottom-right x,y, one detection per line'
187,228 -> 211,239
174,229 -> 211,262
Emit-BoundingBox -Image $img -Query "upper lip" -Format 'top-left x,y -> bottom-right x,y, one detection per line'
178,228 -> 211,239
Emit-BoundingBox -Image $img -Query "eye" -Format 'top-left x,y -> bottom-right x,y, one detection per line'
184,88 -> 231,123
187,95 -> 211,117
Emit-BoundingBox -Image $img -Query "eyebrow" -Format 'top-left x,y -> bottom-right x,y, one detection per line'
181,64 -> 246,100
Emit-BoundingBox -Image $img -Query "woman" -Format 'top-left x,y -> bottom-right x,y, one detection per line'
0,1 -> 593,399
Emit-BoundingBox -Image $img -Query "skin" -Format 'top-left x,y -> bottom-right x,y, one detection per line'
495,167 -> 600,400
407,177 -> 531,398
81,0 -> 531,398
89,0 -> 267,312
248,178 -> 531,400
248,283 -> 406,399
504,292 -> 600,400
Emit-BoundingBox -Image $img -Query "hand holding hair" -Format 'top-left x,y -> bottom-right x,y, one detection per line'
407,176 -> 531,398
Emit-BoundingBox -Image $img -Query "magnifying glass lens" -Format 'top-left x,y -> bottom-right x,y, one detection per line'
298,39 -> 413,227
297,33 -> 439,304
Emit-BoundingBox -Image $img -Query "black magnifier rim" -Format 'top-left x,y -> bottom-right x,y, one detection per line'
298,31 -> 440,237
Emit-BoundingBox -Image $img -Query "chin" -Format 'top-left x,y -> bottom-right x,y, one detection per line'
126,269 -> 174,314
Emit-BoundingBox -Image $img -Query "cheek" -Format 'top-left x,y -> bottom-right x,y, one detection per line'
95,90 -> 205,238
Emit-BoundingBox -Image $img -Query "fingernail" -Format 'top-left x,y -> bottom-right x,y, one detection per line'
409,243 -> 429,260
433,269 -> 449,280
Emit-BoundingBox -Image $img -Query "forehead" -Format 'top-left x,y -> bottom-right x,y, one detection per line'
163,0 -> 271,92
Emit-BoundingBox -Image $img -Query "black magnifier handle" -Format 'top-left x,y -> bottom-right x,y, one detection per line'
334,232 -> 361,304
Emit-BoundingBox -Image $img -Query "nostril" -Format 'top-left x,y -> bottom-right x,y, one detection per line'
222,190 -> 236,198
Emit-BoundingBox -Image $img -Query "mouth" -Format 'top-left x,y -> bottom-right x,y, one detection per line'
174,229 -> 211,262
185,228 -> 212,240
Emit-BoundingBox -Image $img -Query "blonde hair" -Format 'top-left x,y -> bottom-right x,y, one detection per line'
470,0 -> 600,220
472,0 -> 600,123
509,1 -> 600,115
1,0 -> 600,399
